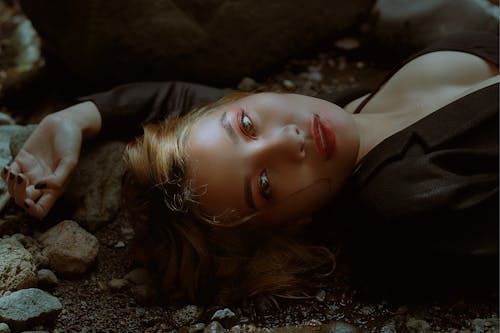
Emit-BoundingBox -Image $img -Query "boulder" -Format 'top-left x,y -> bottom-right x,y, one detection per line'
37,220 -> 99,277
0,236 -> 37,292
364,0 -> 499,61
0,288 -> 62,332
19,0 -> 375,87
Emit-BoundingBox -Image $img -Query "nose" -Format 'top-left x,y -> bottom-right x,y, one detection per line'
252,124 -> 305,162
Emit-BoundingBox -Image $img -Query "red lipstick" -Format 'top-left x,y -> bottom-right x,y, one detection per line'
313,114 -> 335,160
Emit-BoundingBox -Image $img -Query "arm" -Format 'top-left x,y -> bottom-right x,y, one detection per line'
77,81 -> 232,138
1,101 -> 101,218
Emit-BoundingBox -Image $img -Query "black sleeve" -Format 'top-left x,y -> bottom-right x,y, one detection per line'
77,81 -> 232,138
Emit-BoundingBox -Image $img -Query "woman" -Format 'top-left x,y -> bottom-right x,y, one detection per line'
2,31 -> 498,303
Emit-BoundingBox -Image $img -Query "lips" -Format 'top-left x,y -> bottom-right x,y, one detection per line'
313,114 -> 335,160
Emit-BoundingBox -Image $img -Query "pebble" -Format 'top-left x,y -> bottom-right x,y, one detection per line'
172,305 -> 203,328
37,269 -> 58,289
315,289 -> 326,302
108,278 -> 129,292
282,79 -> 296,89
320,321 -> 360,333
0,288 -> 62,332
334,37 -> 361,51
114,241 -> 125,248
211,308 -> 236,321
0,323 -> 9,333
203,321 -> 225,333
237,77 -> 257,91
406,317 -> 431,333
124,268 -> 153,285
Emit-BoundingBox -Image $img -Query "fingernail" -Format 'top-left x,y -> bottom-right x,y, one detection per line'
24,200 -> 30,209
8,173 -> 14,180
2,167 -> 7,176
35,182 -> 47,190
17,175 -> 23,185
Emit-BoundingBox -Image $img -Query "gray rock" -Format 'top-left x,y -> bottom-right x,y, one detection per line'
203,321 -> 225,333
211,308 -> 236,321
406,317 -> 431,333
36,269 -> 58,289
38,220 -> 99,277
320,321 -> 360,333
19,0 -> 374,87
471,318 -> 499,333
124,268 -> 153,286
0,322 -> 10,333
58,141 -> 127,231
365,0 -> 499,58
0,288 -> 62,332
237,77 -> 257,92
0,236 -> 37,292
108,278 -> 129,292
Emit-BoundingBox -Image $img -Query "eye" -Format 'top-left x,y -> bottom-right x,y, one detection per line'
258,170 -> 272,201
239,111 -> 256,138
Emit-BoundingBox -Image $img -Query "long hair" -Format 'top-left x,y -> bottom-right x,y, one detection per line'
123,92 -> 336,304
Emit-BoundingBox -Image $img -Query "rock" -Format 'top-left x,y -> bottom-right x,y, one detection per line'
36,269 -> 58,289
211,308 -> 237,328
203,321 -> 225,333
471,318 -> 499,333
56,141 -> 127,231
237,77 -> 257,92
38,220 -> 99,277
108,278 -> 129,292
124,268 -> 153,286
0,236 -> 37,292
365,0 -> 499,60
380,321 -> 397,333
172,305 -> 203,328
130,285 -> 156,306
0,125 -> 36,216
0,288 -> 62,332
334,37 -> 361,50
182,323 -> 205,333
0,323 -> 10,333
114,241 -> 125,248
282,80 -> 296,90
320,321 -> 360,333
406,317 -> 431,333
20,0 -> 374,87
315,289 -> 326,302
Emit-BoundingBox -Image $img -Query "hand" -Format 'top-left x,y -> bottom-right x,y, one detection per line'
1,114 -> 83,219
1,101 -> 101,218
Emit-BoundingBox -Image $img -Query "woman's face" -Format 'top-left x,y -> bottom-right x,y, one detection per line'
185,93 -> 359,226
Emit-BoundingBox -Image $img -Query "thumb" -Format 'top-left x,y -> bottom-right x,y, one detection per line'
35,158 -> 77,190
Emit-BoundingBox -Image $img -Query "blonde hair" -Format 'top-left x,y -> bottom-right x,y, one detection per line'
123,92 -> 336,304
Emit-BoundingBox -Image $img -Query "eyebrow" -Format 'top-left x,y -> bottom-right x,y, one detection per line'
220,111 -> 256,212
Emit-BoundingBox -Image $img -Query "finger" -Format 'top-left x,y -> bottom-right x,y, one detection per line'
7,165 -> 20,196
13,173 -> 28,207
35,158 -> 76,190
25,193 -> 58,219
26,184 -> 42,202
1,165 -> 8,184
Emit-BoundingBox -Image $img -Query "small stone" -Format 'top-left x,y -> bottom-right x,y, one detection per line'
315,289 -> 326,302
37,269 -> 58,289
120,227 -> 135,240
124,268 -> 153,285
0,322 -> 10,333
211,308 -> 236,321
187,323 -> 205,333
282,80 -> 296,89
114,241 -> 125,248
355,61 -> 365,69
130,284 -> 156,305
320,321 -> 360,333
406,317 -> 431,333
0,237 -> 37,292
203,321 -> 225,333
172,305 -> 203,328
334,37 -> 361,50
108,278 -> 129,292
237,77 -> 257,91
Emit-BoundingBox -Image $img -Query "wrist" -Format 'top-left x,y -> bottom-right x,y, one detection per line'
51,101 -> 102,139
